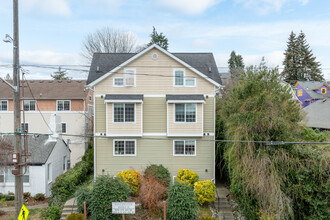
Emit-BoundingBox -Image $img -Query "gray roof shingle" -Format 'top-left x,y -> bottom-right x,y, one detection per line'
297,81 -> 330,99
2,135 -> 64,165
166,94 -> 205,101
303,99 -> 330,129
87,51 -> 221,85
105,94 -> 143,100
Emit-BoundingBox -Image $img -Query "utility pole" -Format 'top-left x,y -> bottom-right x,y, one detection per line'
13,0 -> 23,218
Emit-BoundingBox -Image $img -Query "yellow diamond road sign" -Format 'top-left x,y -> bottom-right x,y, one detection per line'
18,204 -> 29,220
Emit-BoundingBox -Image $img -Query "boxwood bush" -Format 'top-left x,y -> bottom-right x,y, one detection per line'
90,175 -> 130,220
144,164 -> 171,186
167,182 -> 199,220
41,205 -> 62,220
50,161 -> 91,204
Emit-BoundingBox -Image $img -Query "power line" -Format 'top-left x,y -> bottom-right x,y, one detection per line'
22,71 -> 54,134
1,132 -> 329,146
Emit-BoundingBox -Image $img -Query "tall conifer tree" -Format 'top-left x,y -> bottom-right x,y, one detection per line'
228,51 -> 245,79
282,31 -> 323,82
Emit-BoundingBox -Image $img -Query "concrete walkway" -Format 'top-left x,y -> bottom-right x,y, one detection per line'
215,184 -> 235,220
0,203 -> 48,212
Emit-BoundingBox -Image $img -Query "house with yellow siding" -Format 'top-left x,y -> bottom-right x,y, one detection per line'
87,44 -> 221,182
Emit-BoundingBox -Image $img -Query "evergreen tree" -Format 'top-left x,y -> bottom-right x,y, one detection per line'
147,26 -> 169,50
282,31 -> 323,82
51,67 -> 70,80
228,51 -> 245,79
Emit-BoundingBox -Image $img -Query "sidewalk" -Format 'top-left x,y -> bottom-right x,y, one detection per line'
0,203 -> 48,212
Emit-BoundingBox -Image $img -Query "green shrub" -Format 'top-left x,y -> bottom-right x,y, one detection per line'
0,193 -> 3,199
75,185 -> 93,217
116,170 -> 141,195
42,206 -> 62,220
90,175 -> 130,220
194,180 -> 216,205
5,195 -> 14,201
23,192 -> 31,198
50,161 -> 90,204
82,145 -> 93,167
175,169 -> 199,186
144,164 -> 171,186
167,182 -> 199,220
65,213 -> 84,220
34,193 -> 45,201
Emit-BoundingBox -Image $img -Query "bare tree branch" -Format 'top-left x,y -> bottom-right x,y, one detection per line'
81,26 -> 138,62
0,136 -> 13,170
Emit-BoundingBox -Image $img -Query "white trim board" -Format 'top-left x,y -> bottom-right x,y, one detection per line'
87,44 -> 220,87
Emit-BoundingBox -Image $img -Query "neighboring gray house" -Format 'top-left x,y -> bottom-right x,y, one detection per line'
0,135 -> 70,196
303,98 -> 330,130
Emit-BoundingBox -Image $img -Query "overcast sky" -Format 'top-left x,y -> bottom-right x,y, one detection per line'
0,0 -> 329,80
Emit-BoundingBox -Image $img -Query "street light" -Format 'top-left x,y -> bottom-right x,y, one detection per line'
3,34 -> 13,43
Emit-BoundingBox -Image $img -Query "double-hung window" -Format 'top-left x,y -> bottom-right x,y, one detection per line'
174,69 -> 196,87
114,140 -> 136,156
114,104 -> 135,122
1,168 -> 29,183
321,88 -> 327,94
23,100 -> 36,111
114,78 -> 124,86
175,104 -> 196,122
0,100 -> 8,111
61,123 -> 67,133
297,89 -> 303,97
57,100 -> 70,111
174,140 -> 196,156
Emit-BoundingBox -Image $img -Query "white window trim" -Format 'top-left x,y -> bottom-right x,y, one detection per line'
21,122 -> 29,133
173,68 -> 185,87
56,100 -> 71,111
124,68 -> 136,87
173,140 -> 197,156
0,100 -> 8,111
113,139 -> 137,156
47,163 -> 52,184
173,68 -> 196,87
113,77 -> 125,87
23,100 -> 36,111
112,103 -> 136,123
61,122 -> 67,134
63,156 -> 67,171
173,103 -> 197,123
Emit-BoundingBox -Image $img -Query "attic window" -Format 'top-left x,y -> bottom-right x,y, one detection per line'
152,53 -> 158,60
124,68 -> 136,87
321,88 -> 327,94
297,89 -> 303,97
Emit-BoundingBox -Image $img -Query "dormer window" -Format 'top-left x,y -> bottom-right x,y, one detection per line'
321,88 -> 327,94
297,89 -> 303,97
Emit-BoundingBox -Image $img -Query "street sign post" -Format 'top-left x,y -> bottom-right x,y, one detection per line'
112,202 -> 135,220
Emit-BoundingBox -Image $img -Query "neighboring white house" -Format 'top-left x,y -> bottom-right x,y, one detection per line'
0,134 -> 70,197
0,80 -> 93,166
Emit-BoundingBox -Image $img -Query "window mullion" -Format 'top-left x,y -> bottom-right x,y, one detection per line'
184,104 -> 186,122
124,140 -> 126,155
123,104 -> 126,122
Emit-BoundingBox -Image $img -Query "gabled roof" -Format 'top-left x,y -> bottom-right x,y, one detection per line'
1,135 -> 67,165
87,44 -> 221,86
303,99 -> 330,130
295,81 -> 330,99
0,80 -> 88,100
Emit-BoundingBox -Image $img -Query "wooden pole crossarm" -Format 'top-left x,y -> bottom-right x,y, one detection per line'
0,77 -> 17,91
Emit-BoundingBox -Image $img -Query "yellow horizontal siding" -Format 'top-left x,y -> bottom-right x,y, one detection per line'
95,136 -> 214,181
143,97 -> 166,133
95,97 -> 106,133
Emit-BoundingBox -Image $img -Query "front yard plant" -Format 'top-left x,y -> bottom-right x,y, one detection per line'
90,175 -> 130,220
144,164 -> 171,186
167,182 -> 199,220
116,170 -> 141,196
175,169 -> 199,186
194,180 -> 216,205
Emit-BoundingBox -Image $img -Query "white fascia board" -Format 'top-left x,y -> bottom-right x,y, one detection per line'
106,134 -> 143,137
167,133 -> 203,137
167,100 -> 205,104
104,100 -> 143,103
87,44 -> 220,87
